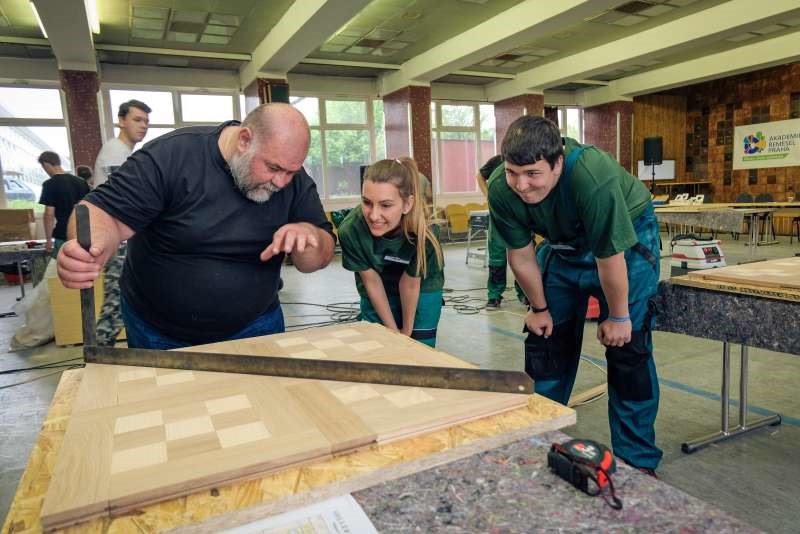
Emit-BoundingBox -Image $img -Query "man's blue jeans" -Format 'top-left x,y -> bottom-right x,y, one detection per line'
121,295 -> 285,349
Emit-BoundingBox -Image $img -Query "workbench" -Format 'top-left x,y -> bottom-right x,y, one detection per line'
177,430 -> 756,533
4,366 -> 759,533
655,276 -> 799,452
3,360 -> 575,533
0,243 -> 48,301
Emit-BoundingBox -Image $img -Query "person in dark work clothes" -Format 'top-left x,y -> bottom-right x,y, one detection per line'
488,116 -> 662,475
37,151 -> 90,258
56,103 -> 335,349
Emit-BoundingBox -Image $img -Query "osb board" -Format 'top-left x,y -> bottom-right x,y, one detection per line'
686,257 -> 800,290
47,276 -> 126,346
37,323 -> 538,531
670,275 -> 800,303
3,373 -> 574,534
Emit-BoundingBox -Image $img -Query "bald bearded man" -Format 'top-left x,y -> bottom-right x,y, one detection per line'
57,103 -> 335,349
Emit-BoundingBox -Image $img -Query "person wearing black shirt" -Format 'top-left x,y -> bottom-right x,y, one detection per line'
56,103 -> 335,348
37,151 -> 90,257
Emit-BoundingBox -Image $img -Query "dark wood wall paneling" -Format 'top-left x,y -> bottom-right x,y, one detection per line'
632,94 -> 687,182
635,62 -> 800,203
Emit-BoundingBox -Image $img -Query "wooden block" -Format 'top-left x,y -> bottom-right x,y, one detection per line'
114,409 -> 163,434
205,393 -> 251,415
287,382 -> 376,453
40,417 -> 114,530
216,421 -> 271,449
111,442 -> 168,474
73,363 -> 120,412
165,415 -> 215,441
47,274 -> 127,346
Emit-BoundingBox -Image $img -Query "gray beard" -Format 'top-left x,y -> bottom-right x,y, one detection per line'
230,148 -> 280,204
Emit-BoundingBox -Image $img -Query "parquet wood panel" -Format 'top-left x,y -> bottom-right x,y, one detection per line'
687,257 -> 800,290
40,323 -> 532,530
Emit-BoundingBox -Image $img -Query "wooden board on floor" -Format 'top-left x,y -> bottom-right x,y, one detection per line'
686,257 -> 800,290
36,323 -> 561,531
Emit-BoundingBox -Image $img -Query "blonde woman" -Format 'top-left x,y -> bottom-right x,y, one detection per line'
338,158 -> 445,346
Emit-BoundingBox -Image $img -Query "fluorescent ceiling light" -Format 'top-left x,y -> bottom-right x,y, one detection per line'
85,0 -> 100,34
29,1 -> 47,39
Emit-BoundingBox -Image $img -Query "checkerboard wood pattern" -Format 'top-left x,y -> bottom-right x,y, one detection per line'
41,322 -> 527,530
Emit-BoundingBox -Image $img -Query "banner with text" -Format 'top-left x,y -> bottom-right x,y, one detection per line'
733,118 -> 800,170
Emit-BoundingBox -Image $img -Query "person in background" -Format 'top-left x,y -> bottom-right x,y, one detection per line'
91,99 -> 151,346
37,151 -> 89,257
76,165 -> 93,188
93,99 -> 151,188
476,154 -> 526,308
338,158 -> 445,347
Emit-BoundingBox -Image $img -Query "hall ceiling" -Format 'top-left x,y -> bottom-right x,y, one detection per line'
0,0 -> 798,104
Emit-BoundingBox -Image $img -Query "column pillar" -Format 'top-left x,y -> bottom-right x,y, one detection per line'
494,94 -> 544,148
584,101 -> 633,171
383,86 -> 432,178
243,77 -> 290,114
59,70 -> 102,169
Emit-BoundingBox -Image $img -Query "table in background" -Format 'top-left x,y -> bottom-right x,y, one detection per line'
655,206 -> 775,261
0,242 -> 49,300
651,180 -> 712,197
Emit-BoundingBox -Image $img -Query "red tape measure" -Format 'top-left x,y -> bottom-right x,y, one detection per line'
547,438 -> 623,510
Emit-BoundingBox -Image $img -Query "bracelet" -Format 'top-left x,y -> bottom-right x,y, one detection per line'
528,304 -> 549,313
608,315 -> 630,323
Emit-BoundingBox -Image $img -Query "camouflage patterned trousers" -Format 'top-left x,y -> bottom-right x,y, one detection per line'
96,243 -> 127,346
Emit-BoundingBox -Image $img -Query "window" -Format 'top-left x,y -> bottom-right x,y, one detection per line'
104,88 -> 241,146
551,106 -> 583,142
0,85 -> 70,212
431,102 -> 496,195
290,95 -> 385,200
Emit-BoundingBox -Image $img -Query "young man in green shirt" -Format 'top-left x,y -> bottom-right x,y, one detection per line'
488,116 -> 661,474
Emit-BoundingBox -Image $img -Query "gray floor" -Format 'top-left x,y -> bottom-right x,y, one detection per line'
1,234 -> 799,532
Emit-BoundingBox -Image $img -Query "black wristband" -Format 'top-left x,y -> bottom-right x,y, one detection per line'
528,304 -> 549,313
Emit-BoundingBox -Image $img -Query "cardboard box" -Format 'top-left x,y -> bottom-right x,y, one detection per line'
48,274 -> 126,345
0,209 -> 36,241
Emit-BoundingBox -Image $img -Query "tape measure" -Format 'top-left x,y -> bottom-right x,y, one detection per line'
547,439 -> 622,509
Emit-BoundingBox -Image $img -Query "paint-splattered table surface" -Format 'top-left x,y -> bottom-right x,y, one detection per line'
352,430 -> 758,533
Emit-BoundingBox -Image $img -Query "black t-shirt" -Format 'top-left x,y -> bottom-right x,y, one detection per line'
85,121 -> 334,343
38,173 -> 90,240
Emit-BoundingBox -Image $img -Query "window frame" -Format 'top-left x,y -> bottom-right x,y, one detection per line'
0,82 -> 72,209
100,85 -> 243,142
431,100 -> 495,198
554,105 -> 584,143
290,92 -> 384,201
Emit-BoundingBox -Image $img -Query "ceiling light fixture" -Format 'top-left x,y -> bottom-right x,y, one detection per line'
84,0 -> 100,33
29,1 -> 47,39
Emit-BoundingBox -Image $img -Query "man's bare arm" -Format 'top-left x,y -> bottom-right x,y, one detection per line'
57,201 -> 135,289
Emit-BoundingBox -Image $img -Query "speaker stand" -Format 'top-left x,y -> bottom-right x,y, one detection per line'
650,164 -> 656,195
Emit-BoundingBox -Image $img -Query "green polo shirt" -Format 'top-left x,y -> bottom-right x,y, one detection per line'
338,205 -> 445,297
487,138 -> 650,258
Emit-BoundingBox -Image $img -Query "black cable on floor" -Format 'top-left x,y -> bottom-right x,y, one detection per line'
0,357 -> 84,375
0,365 -> 83,390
